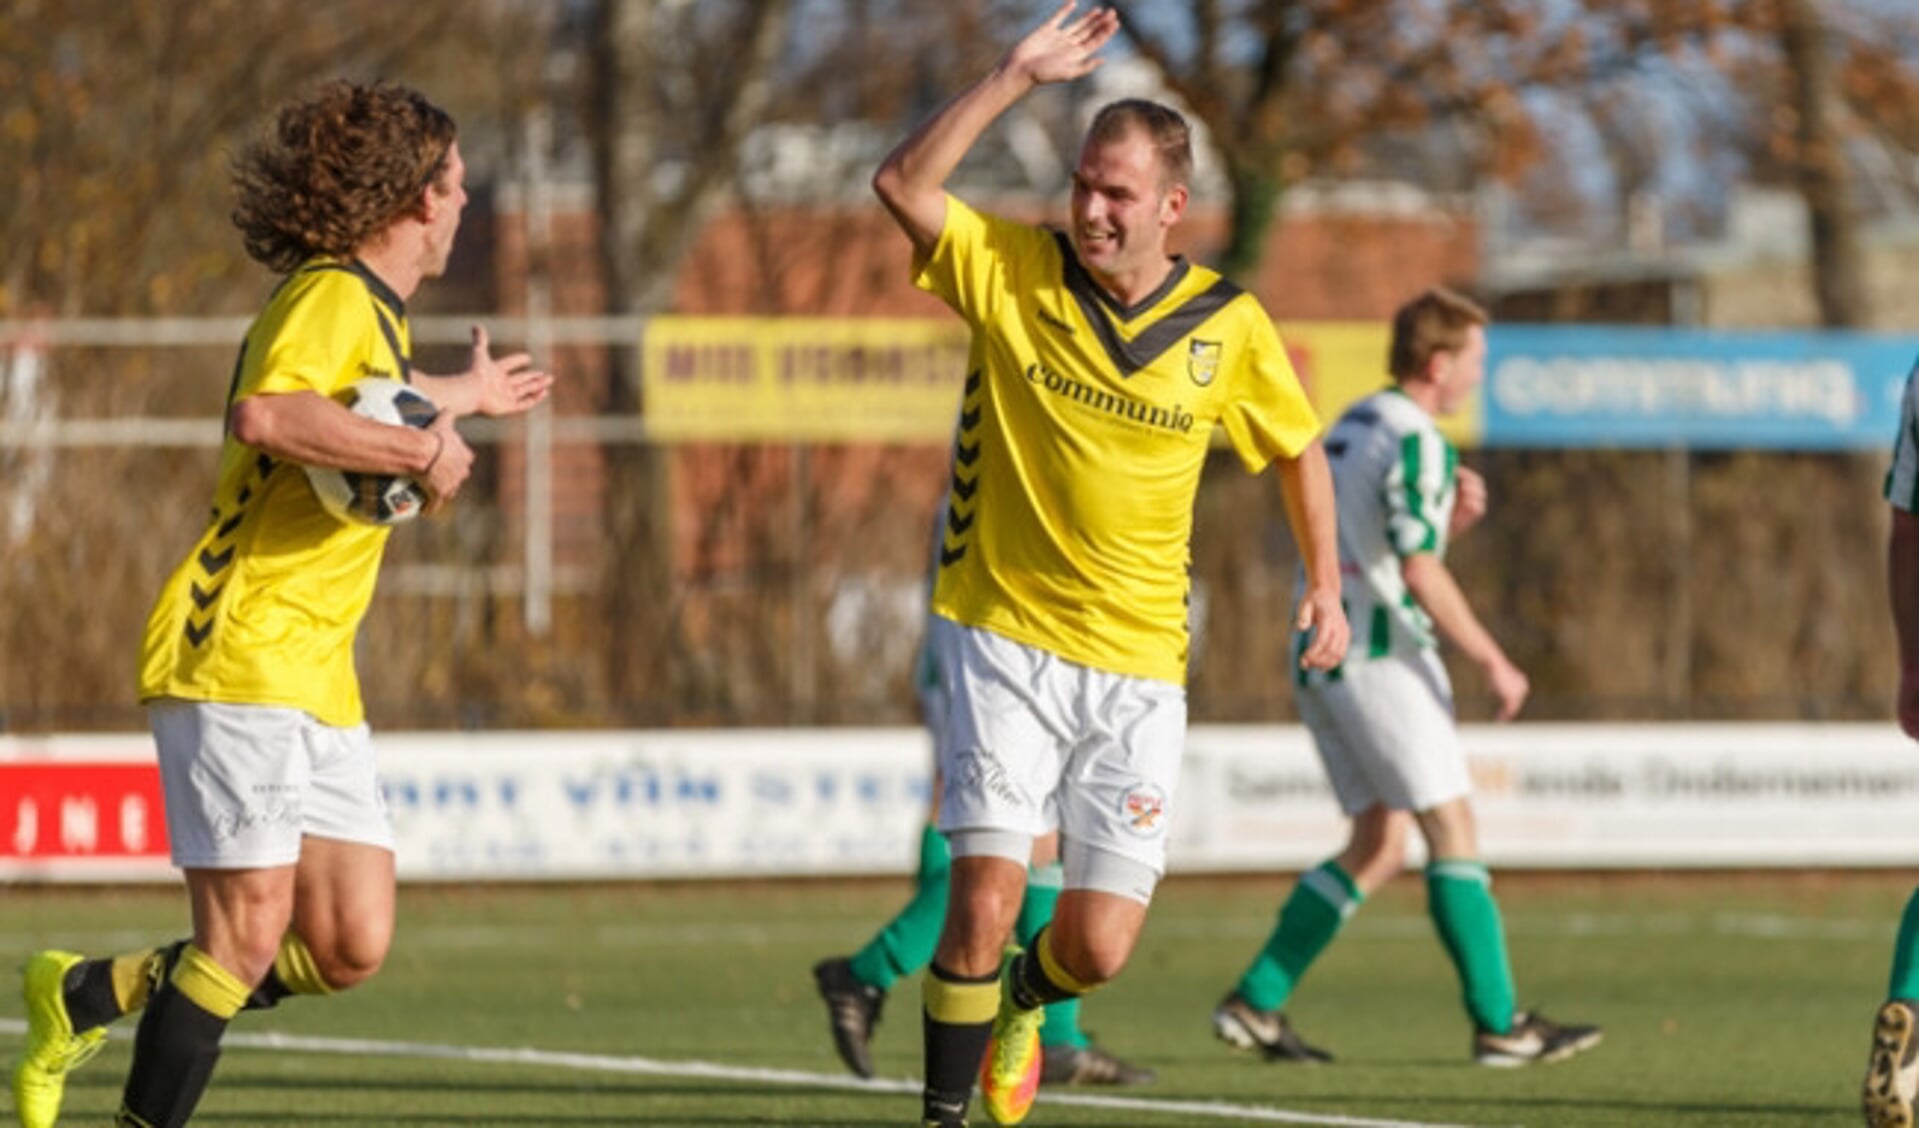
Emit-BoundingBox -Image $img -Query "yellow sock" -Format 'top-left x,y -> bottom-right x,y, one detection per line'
171,946 -> 248,1020
272,933 -> 334,996
1036,927 -> 1099,997
111,948 -> 166,1014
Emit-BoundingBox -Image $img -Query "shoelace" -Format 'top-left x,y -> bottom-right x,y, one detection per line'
1069,1051 -> 1124,1083
827,994 -> 875,1027
44,1029 -> 106,1074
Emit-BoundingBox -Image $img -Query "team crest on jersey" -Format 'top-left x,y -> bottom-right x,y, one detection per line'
1119,784 -> 1168,837
1187,340 -> 1222,386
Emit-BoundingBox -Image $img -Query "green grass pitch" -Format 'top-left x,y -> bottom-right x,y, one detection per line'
0,871 -> 1905,1125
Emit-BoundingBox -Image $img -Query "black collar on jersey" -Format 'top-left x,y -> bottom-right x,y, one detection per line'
295,257 -> 412,382
1051,231 -> 1243,377
342,257 -> 407,320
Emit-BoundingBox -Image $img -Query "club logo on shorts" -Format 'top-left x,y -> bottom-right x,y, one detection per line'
1187,340 -> 1222,387
1120,784 -> 1168,837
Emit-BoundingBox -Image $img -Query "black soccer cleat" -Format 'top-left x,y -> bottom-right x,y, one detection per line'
1039,1040 -> 1156,1086
1212,991 -> 1333,1063
1472,1008 -> 1603,1067
812,956 -> 886,1079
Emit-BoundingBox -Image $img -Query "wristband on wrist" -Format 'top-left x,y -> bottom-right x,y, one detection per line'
424,432 -> 446,475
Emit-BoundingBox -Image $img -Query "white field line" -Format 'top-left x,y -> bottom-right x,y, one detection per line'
0,910 -> 1888,953
0,1017 -> 1494,1128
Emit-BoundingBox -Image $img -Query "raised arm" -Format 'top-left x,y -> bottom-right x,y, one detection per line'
1275,441 -> 1350,670
871,1 -> 1118,258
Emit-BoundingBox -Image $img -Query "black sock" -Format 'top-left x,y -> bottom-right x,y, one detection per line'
62,958 -> 123,1033
118,947 -> 244,1128
1010,925 -> 1079,1011
245,968 -> 293,1011
921,962 -> 997,1126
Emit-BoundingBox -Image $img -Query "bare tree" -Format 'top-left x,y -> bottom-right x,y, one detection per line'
1110,0 -> 1919,324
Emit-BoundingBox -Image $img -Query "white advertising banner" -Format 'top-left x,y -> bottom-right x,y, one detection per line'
1176,723 -> 1919,870
4,723 -> 1919,881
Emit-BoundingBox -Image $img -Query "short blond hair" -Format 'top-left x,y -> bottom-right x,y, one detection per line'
1389,287 -> 1488,382
1085,99 -> 1192,190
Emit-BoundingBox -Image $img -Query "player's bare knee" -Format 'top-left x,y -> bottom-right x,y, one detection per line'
1416,797 -> 1479,858
1338,808 -> 1406,887
316,938 -> 387,991
321,915 -> 395,989
1055,933 -> 1130,988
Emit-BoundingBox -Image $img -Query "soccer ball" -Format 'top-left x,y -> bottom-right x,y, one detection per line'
303,377 -> 440,526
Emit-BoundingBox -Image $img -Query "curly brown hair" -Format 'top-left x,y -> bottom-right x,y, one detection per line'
232,80 -> 457,274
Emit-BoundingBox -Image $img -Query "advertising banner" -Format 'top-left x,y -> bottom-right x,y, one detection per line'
1280,321 -> 1479,447
1484,327 -> 1919,450
642,318 -> 971,442
7,724 -> 1917,881
639,317 -> 1473,445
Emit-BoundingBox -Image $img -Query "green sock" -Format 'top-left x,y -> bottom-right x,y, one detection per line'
1015,861 -> 1088,1050
1888,888 -> 1919,999
849,823 -> 951,991
1235,860 -> 1362,1012
1427,859 -> 1517,1035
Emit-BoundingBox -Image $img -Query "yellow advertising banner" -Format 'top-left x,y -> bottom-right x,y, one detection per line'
643,317 -> 971,442
1277,321 -> 1481,446
641,317 -> 1482,445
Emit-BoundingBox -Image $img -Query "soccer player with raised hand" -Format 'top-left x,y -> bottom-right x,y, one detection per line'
870,3 -> 1348,1124
8,79 -> 549,1128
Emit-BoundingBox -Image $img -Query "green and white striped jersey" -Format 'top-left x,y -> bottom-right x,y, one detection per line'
1301,388 -> 1457,673
1886,362 -> 1919,513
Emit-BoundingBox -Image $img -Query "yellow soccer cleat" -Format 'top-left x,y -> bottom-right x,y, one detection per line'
977,950 -> 1045,1126
11,950 -> 107,1128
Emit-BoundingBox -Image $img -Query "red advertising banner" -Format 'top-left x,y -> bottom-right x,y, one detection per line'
1,762 -> 168,861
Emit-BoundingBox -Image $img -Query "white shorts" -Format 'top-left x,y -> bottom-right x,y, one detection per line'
1298,650 -> 1472,816
917,617 -> 954,763
928,618 -> 1186,878
150,699 -> 395,869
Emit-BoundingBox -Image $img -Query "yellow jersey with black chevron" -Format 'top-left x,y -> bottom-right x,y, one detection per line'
137,258 -> 412,727
917,196 -> 1320,685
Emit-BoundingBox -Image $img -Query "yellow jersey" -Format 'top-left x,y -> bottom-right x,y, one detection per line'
138,258 -> 413,726
918,197 -> 1320,685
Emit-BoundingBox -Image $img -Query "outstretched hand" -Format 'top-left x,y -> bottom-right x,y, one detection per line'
467,325 -> 553,418
1005,2 -> 1120,87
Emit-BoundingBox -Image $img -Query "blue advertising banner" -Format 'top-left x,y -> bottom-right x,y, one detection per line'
1483,327 -> 1919,450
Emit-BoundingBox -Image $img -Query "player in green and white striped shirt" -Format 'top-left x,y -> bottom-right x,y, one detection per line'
1212,287 -> 1602,1068
1863,359 -> 1919,1126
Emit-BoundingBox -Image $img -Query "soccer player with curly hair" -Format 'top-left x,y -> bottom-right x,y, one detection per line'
9,79 -> 550,1128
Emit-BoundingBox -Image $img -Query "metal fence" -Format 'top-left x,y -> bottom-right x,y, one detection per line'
0,319 -> 1899,733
